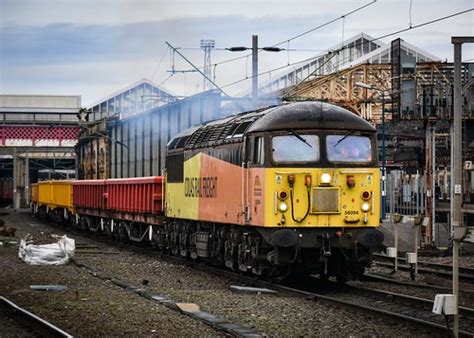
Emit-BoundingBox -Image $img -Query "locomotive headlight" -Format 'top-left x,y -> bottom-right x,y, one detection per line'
361,202 -> 370,212
320,173 -> 331,184
278,202 -> 288,212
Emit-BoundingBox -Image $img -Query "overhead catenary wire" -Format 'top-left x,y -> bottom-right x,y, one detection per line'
220,7 -> 474,90
370,7 -> 472,43
221,52 -> 338,89
158,73 -> 174,87
151,46 -> 170,81
177,0 -> 378,70
150,0 -> 376,85
165,41 -> 230,97
152,5 -> 472,95
272,0 -> 377,47
178,47 -> 328,53
292,8 -> 474,90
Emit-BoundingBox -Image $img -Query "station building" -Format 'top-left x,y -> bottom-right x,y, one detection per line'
0,95 -> 81,208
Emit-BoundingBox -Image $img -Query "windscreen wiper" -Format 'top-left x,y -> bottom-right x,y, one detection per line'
289,129 -> 312,148
333,130 -> 356,147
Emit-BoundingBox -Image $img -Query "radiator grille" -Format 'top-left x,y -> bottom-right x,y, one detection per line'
311,188 -> 339,213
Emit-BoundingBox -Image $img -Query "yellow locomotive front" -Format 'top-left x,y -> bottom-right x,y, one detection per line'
252,133 -> 380,228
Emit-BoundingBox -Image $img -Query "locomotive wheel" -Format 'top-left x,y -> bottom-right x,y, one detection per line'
336,274 -> 348,284
319,273 -> 330,282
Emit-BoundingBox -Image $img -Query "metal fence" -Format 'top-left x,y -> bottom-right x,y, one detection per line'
385,168 -> 451,248
385,169 -> 425,217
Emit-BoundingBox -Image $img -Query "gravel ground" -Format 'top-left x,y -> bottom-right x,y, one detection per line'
2,210 -> 468,336
0,211 -> 220,337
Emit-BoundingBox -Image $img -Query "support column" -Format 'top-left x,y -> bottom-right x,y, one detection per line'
451,36 -> 474,338
12,148 -> 20,210
252,35 -> 258,107
431,127 -> 436,246
424,124 -> 432,245
24,154 -> 30,206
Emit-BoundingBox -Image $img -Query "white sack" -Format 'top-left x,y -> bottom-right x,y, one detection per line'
19,236 -> 75,265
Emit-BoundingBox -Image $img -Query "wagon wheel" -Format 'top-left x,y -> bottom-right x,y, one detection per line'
118,222 -> 129,243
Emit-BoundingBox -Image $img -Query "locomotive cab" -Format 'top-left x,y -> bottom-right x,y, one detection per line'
243,103 -> 384,280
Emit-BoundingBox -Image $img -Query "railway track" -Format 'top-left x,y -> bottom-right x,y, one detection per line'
361,273 -> 474,301
242,274 -> 474,337
0,296 -> 72,338
333,283 -> 474,335
80,240 -> 474,336
373,253 -> 474,283
38,218 -> 474,336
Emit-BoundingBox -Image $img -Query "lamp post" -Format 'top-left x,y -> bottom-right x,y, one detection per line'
355,82 -> 387,220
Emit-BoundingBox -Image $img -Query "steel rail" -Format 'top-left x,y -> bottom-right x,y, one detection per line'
0,296 -> 73,338
341,282 -> 474,320
362,273 -> 474,296
374,253 -> 474,275
374,260 -> 474,282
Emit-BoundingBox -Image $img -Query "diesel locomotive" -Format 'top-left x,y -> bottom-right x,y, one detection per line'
31,101 -> 384,282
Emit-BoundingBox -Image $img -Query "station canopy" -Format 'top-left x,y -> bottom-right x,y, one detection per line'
88,78 -> 177,121
258,32 -> 440,95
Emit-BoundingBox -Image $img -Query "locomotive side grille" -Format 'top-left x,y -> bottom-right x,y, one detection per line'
311,188 -> 339,213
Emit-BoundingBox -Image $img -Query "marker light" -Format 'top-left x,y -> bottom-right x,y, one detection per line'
321,173 -> 331,184
346,175 -> 355,188
287,174 -> 295,187
361,190 -> 371,200
361,202 -> 370,212
278,190 -> 288,200
279,202 -> 288,212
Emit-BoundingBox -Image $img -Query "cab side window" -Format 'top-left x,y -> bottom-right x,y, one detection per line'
254,136 -> 265,166
248,136 -> 265,167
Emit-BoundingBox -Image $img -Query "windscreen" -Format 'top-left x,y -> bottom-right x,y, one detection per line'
272,134 -> 320,163
326,135 -> 372,162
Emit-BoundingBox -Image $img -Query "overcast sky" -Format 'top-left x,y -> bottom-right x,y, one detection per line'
1,0 -> 473,106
